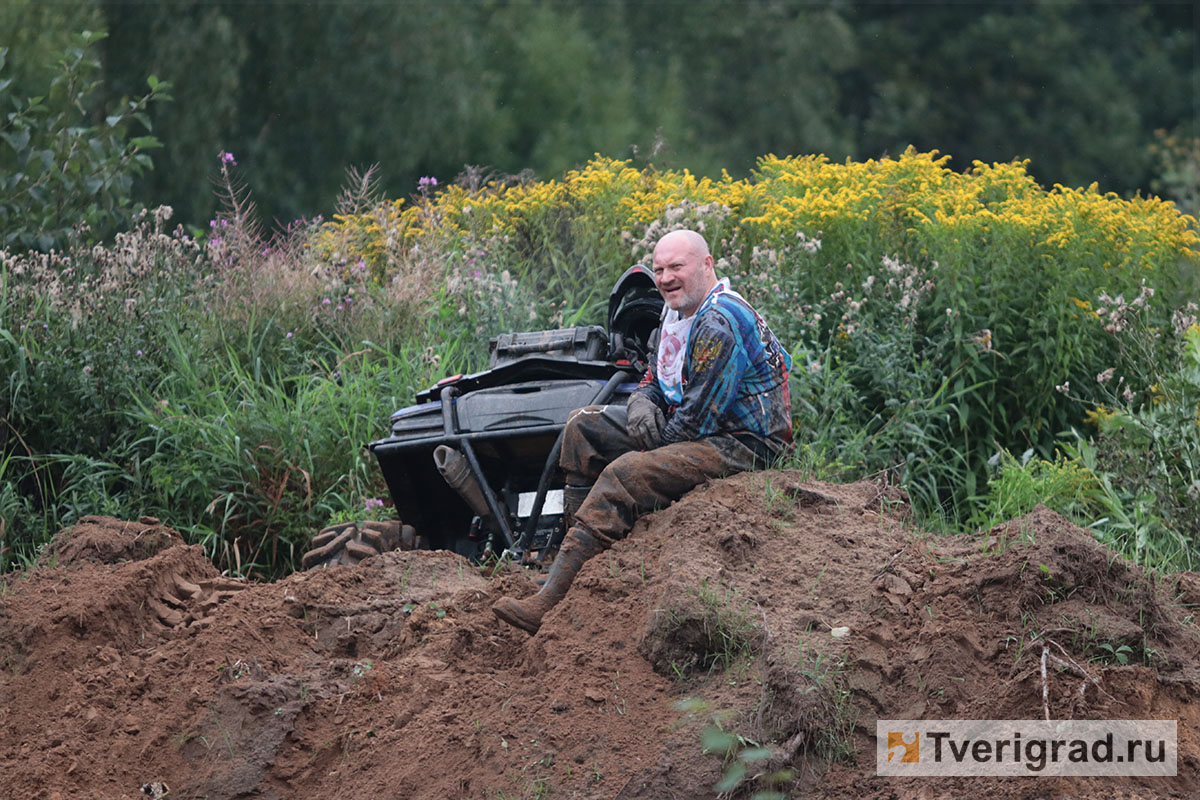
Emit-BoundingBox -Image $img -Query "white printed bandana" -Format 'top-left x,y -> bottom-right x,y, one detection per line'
656,279 -> 742,404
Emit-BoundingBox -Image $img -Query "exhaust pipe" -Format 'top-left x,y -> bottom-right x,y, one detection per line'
433,445 -> 498,530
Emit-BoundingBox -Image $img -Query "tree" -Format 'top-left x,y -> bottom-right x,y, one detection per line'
0,31 -> 169,250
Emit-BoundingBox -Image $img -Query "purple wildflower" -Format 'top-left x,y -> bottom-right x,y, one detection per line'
219,151 -> 237,166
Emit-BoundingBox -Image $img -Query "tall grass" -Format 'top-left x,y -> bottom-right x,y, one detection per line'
0,191 -> 467,576
123,329 -> 433,575
1,151 -> 1197,574
315,151 -> 1198,565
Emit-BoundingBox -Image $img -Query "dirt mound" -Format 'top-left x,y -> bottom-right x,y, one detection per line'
39,515 -> 184,567
0,473 -> 1196,799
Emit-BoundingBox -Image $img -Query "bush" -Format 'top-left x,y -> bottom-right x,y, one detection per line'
0,157 -> 459,575
0,31 -> 170,251
1067,304 -> 1200,571
976,448 -> 1100,530
3,149 -> 1198,574
0,206 -> 209,566
322,152 -> 1199,518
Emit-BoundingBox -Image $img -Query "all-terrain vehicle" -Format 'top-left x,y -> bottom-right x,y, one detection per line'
302,265 -> 663,569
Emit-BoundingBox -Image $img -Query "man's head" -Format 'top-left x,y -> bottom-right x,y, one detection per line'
652,229 -> 717,318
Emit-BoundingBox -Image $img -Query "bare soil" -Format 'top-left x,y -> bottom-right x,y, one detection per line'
1,473 -> 1196,799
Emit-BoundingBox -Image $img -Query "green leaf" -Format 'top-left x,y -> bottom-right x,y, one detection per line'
1,128 -> 29,153
147,75 -> 159,90
738,746 -> 773,763
714,761 -> 746,793
701,727 -> 735,754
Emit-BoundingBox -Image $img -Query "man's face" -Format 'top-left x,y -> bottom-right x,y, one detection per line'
652,236 -> 716,317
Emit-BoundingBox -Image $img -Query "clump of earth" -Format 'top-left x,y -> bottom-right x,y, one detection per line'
1,473 -> 1196,799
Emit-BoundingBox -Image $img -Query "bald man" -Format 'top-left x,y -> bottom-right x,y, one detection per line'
493,230 -> 793,634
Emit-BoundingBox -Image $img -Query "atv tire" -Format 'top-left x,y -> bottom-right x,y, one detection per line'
301,520 -> 416,569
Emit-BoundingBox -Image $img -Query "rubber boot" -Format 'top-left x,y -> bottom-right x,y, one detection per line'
530,483 -> 595,588
562,483 -> 593,531
492,528 -> 604,634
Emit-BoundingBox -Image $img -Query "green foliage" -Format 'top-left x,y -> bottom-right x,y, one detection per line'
1067,315 -> 1200,571
1149,129 -> 1200,217
1092,641 -> 1134,666
0,207 -> 206,568
324,498 -> 397,527
3,124 -> 1199,576
125,332 -> 421,577
857,2 -> 1148,192
977,448 -> 1100,530
0,448 -> 33,567
0,31 -> 170,250
693,580 -> 763,673
971,296 -> 1200,572
770,247 -> 975,510
677,698 -> 794,800
0,0 -> 102,97
0,162 -> 456,576
101,2 -> 245,228
80,1 -> 1199,229
0,207 -> 204,453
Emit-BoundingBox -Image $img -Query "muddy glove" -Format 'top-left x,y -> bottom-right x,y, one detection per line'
626,392 -> 666,450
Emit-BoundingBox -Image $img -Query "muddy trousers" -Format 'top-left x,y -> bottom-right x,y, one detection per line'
560,404 -> 761,547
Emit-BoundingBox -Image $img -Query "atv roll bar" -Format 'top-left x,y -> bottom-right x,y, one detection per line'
439,385 -> 519,549
435,369 -> 634,557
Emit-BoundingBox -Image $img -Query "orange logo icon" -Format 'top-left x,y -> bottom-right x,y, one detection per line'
887,731 -> 919,763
